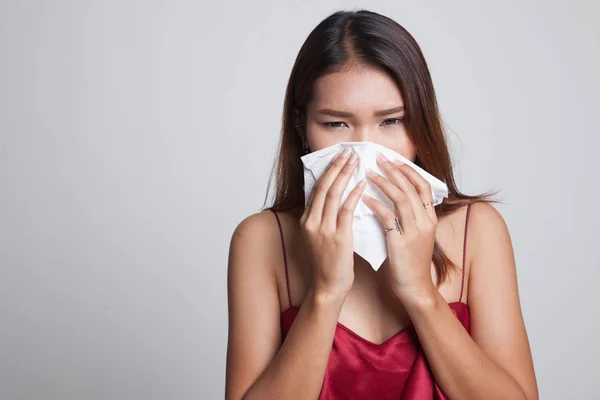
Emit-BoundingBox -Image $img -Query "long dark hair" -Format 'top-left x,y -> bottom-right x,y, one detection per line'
262,9 -> 500,286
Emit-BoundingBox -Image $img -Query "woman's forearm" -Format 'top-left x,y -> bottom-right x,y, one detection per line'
402,289 -> 528,400
242,288 -> 344,400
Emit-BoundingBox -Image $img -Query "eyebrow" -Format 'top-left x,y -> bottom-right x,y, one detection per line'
316,106 -> 405,118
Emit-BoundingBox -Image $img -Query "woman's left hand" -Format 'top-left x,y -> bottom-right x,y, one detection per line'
362,153 -> 439,303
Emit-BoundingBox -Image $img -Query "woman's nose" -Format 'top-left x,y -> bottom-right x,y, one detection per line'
350,127 -> 372,142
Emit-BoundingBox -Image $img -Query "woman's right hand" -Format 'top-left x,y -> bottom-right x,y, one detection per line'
300,148 -> 367,298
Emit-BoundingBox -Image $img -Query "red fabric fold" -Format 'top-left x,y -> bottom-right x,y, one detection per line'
280,301 -> 470,399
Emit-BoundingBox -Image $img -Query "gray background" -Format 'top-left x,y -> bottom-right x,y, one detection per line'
1,1 -> 598,399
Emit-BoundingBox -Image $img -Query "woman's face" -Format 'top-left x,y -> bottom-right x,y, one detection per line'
304,65 -> 416,161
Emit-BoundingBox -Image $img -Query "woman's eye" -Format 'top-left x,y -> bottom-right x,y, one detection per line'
323,119 -> 403,128
381,118 -> 403,126
323,122 -> 348,128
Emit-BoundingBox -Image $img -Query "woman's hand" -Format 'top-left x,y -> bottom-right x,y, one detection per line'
362,153 -> 439,303
300,148 -> 367,299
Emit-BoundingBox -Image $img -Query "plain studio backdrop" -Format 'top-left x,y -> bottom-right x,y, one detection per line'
1,1 -> 598,399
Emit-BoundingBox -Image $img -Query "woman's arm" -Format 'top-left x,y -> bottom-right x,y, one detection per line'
401,202 -> 539,400
225,212 -> 344,400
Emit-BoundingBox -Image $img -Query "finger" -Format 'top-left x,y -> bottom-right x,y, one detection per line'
300,183 -> 318,224
322,153 -> 359,230
307,148 -> 353,224
393,161 -> 438,226
300,173 -> 321,223
376,154 -> 430,225
337,178 -> 367,232
361,194 -> 405,239
366,169 -> 416,234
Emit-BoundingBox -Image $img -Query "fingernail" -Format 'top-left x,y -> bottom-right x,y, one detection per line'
357,179 -> 366,187
347,154 -> 358,164
339,148 -> 351,158
367,169 -> 378,178
377,152 -> 390,163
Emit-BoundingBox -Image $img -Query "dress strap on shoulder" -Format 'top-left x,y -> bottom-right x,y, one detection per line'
459,203 -> 472,303
271,210 -> 292,308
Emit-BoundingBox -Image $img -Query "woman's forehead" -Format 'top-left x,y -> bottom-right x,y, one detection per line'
310,67 -> 404,113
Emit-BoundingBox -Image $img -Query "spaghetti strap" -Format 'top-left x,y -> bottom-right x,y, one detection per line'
271,210 -> 293,308
459,203 -> 472,303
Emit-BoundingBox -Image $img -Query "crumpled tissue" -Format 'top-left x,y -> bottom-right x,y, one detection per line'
300,141 -> 449,270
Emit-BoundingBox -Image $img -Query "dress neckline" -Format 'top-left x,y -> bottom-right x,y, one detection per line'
281,301 -> 469,347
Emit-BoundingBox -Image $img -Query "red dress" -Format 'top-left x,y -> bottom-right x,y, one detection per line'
272,204 -> 472,399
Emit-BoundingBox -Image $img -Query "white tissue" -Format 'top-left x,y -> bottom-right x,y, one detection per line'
300,141 -> 449,271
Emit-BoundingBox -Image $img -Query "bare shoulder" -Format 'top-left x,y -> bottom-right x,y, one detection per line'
464,203 -> 539,399
466,201 -> 512,262
468,201 -> 508,229
231,210 -> 278,244
229,210 -> 281,267
227,209 -> 283,330
225,210 -> 285,399
432,202 -> 506,301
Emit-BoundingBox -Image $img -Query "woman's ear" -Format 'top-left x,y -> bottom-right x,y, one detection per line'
292,107 -> 311,154
292,108 -> 305,133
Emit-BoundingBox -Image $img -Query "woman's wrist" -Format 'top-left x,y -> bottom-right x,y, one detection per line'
392,281 -> 439,312
307,285 -> 348,312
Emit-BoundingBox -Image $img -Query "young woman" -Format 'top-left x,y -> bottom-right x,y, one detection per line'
225,9 -> 538,400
